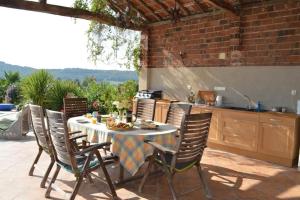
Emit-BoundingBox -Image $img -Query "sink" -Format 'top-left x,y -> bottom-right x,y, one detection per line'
222,106 -> 267,112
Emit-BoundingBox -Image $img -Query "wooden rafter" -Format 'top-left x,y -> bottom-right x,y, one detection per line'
107,0 -> 124,15
204,0 -> 239,16
153,0 -> 171,16
193,0 -> 208,12
175,0 -> 190,16
0,0 -> 145,31
129,2 -> 150,22
139,0 -> 162,21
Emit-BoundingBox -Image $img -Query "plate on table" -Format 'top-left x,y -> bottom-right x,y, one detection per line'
76,119 -> 90,124
140,121 -> 159,130
107,122 -> 134,131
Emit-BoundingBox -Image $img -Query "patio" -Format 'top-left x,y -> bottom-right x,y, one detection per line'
0,132 -> 299,200
1,0 -> 300,199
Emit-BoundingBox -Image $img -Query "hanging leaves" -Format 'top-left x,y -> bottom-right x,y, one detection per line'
74,0 -> 142,72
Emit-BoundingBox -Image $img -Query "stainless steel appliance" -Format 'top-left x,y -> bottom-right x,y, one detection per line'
135,90 -> 162,99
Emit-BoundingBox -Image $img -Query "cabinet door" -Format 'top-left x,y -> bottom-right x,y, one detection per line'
220,112 -> 259,151
161,103 -> 170,123
154,103 -> 162,122
258,122 -> 294,158
202,109 -> 220,142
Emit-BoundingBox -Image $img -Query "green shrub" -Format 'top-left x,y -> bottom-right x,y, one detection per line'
21,70 -> 53,107
83,81 -> 117,114
0,71 -> 21,103
46,80 -> 83,111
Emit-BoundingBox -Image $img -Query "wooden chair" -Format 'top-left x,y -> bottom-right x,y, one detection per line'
28,104 -> 55,188
133,98 -> 156,121
165,103 -> 192,129
63,97 -> 88,120
139,113 -> 213,200
45,109 -> 118,200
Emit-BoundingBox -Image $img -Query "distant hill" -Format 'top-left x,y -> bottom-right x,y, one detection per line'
0,61 -> 138,83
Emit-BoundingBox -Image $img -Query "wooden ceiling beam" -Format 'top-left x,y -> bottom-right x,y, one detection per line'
192,0 -> 208,12
129,2 -> 151,22
203,0 -> 239,16
175,0 -> 190,16
107,0 -> 124,15
0,0 -> 146,31
154,0 -> 171,16
139,0 -> 162,21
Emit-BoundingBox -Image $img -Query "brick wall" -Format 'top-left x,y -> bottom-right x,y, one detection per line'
145,0 -> 300,68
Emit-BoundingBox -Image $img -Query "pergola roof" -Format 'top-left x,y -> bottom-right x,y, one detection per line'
0,0 -> 262,31
114,0 -> 241,23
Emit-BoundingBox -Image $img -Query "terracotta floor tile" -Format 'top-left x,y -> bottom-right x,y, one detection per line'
0,133 -> 300,200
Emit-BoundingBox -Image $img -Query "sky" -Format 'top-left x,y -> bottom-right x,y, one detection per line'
0,0 -> 125,70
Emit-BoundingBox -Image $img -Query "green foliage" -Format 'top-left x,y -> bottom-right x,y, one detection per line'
21,70 -> 53,107
0,71 -> 21,103
83,81 -> 117,114
6,67 -> 138,113
74,0 -> 141,72
47,80 -> 83,111
4,71 -> 20,85
0,79 -> 7,102
117,80 -> 138,102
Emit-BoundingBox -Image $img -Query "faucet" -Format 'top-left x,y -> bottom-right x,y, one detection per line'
243,95 -> 257,110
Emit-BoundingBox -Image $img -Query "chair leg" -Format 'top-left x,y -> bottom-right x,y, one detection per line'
70,175 -> 84,200
99,158 -> 118,199
45,165 -> 61,198
138,157 -> 154,193
40,158 -> 55,188
29,148 -> 43,176
86,174 -> 94,184
196,164 -> 212,199
165,170 -> 177,200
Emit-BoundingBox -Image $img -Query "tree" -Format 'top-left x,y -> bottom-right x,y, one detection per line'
21,70 -> 53,106
4,71 -> 20,85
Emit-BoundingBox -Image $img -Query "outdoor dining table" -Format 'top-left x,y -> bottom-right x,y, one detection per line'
67,116 -> 178,183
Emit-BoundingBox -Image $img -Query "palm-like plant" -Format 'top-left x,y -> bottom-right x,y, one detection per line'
4,71 -> 20,85
47,80 -> 83,111
21,70 -> 53,107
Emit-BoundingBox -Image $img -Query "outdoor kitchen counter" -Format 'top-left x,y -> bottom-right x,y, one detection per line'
190,104 -> 300,167
152,100 -> 299,167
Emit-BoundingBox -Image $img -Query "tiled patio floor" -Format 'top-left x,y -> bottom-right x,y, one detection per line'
0,133 -> 300,200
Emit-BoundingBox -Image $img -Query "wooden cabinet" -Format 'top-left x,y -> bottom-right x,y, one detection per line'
220,111 -> 259,151
137,101 -> 299,167
192,107 -> 220,143
191,105 -> 299,167
258,114 -> 297,159
154,100 -> 170,123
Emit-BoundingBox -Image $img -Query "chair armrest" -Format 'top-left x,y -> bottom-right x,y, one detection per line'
145,140 -> 176,155
75,142 -> 111,155
69,132 -> 87,140
69,131 -> 82,135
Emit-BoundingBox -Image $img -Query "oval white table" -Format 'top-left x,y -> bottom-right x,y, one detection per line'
68,116 -> 178,177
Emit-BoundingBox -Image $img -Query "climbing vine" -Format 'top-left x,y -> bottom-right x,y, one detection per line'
74,0 -> 141,72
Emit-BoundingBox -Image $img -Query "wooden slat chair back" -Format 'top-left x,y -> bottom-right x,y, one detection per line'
139,113 -> 213,200
46,110 -> 77,168
45,109 -> 117,200
176,113 -> 212,164
63,97 -> 88,120
165,103 -> 192,129
28,104 -> 55,188
135,98 -> 156,121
